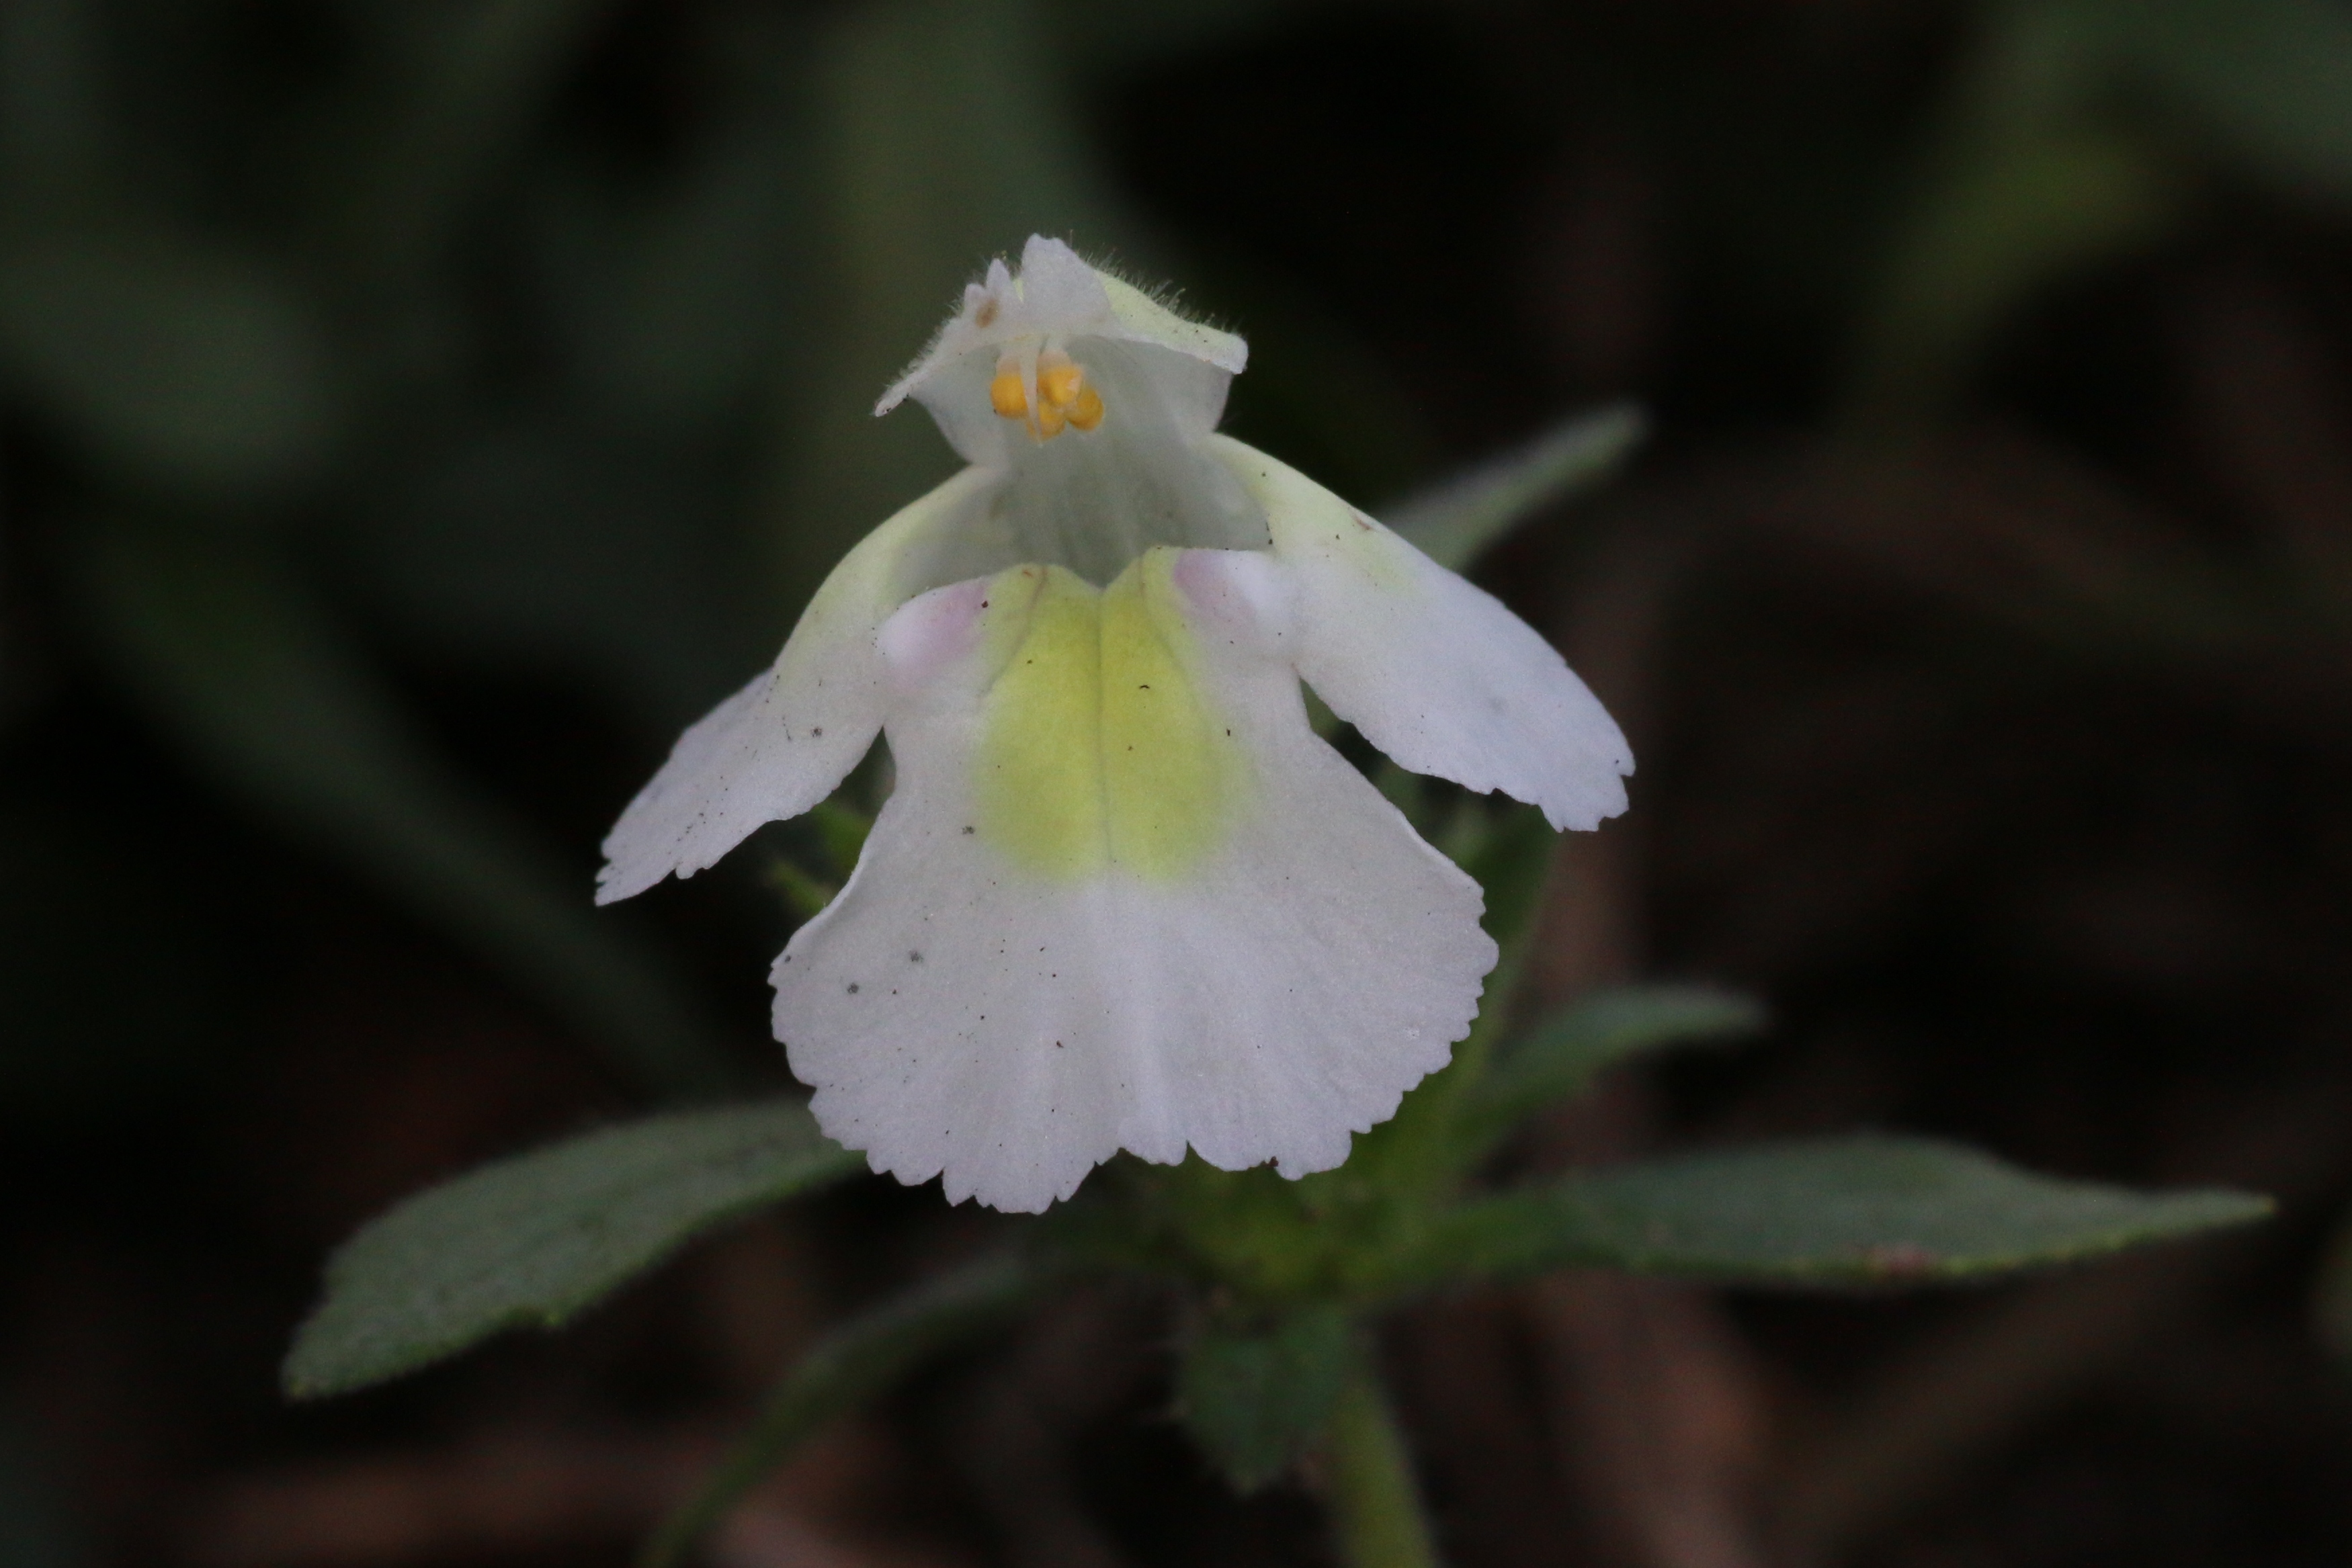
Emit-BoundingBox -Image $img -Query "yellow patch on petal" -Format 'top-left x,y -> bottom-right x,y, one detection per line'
974,551 -> 1248,880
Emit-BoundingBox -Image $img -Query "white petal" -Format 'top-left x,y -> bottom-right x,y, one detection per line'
876,238 -> 1245,414
1206,434 -> 1634,832
595,466 -> 998,903
773,548 -> 1494,1213
924,340 -> 1268,584
1098,269 -> 1246,373
874,237 -> 1247,474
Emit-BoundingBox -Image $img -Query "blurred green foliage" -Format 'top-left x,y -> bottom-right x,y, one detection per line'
0,0 -> 1316,1110
5,0 -> 2346,1559
9,0 -> 2351,1119
1853,0 -> 2352,426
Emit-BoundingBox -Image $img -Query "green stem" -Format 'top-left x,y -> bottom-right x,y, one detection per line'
1324,1356 -> 1443,1568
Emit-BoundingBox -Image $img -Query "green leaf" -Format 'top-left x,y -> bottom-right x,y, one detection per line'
65,519 -> 743,1098
642,1255 -> 1041,1568
1384,403 -> 1646,573
286,1099 -> 859,1399
1464,986 -> 1765,1149
1176,1305 -> 1355,1493
1415,1135 -> 2270,1288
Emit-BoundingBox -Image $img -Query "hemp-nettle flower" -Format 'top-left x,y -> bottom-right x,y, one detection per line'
598,236 -> 1632,1213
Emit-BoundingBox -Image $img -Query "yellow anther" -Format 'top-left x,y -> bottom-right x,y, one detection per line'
985,350 -> 1103,439
1038,360 -> 1085,410
989,368 -> 1027,419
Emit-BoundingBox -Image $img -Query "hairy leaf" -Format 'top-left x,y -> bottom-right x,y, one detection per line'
1466,986 -> 1765,1148
1416,1135 -> 2269,1287
1176,1305 -> 1355,1493
286,1100 -> 859,1398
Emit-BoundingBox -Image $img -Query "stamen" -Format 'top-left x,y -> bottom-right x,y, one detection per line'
1038,357 -> 1084,410
989,367 -> 1027,419
988,349 -> 1103,439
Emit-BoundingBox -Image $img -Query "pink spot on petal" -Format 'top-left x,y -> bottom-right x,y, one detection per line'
878,578 -> 993,687
1171,548 -> 1292,646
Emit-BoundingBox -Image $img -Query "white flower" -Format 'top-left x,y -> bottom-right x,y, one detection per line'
597,236 -> 1633,1213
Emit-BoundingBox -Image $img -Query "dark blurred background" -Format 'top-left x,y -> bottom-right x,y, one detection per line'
7,1 -> 2352,1565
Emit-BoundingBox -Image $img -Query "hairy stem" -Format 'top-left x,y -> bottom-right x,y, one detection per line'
1325,1354 -> 1442,1568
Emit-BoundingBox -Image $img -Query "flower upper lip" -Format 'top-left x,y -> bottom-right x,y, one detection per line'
874,236 -> 1246,421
